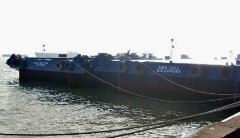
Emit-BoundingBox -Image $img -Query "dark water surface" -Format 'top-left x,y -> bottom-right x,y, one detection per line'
0,57 -> 236,138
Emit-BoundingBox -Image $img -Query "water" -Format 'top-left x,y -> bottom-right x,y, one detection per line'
0,57 -> 236,138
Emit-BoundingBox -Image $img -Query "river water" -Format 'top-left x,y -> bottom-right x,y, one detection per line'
0,57 -> 236,138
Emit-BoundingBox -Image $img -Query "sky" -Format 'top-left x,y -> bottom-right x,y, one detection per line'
0,0 -> 240,61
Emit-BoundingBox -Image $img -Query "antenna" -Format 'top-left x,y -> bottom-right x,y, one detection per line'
229,50 -> 233,65
42,44 -> 45,58
170,38 -> 174,62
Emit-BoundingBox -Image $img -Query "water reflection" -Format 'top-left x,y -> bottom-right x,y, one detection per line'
18,80 -> 236,123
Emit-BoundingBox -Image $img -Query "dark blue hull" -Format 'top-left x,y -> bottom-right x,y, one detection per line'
19,69 -> 239,102
19,69 -> 118,88
7,53 -> 240,102
118,74 -> 238,101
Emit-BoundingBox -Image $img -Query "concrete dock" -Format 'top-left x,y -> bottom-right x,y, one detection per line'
188,112 -> 240,138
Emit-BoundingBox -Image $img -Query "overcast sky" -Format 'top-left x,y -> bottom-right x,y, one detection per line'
0,0 -> 240,60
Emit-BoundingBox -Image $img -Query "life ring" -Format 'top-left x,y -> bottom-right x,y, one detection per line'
117,62 -> 128,73
19,60 -> 26,68
219,66 -> 234,80
134,62 -> 146,75
55,61 -> 63,71
188,65 -> 203,78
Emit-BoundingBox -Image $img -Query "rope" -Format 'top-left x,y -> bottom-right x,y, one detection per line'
108,100 -> 240,137
143,63 -> 238,96
1,101 -> 239,137
72,62 -> 240,103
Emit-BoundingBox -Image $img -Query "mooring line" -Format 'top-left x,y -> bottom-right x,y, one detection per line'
142,63 -> 238,96
73,62 -> 240,103
1,101 -> 239,137
108,101 -> 240,137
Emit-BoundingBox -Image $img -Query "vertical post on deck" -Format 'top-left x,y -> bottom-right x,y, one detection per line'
170,38 -> 174,63
42,44 -> 45,58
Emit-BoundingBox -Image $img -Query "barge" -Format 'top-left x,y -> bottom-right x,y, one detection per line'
6,53 -> 240,102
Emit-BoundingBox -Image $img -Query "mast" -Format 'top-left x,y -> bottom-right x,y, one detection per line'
170,38 -> 174,62
42,44 -> 45,58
